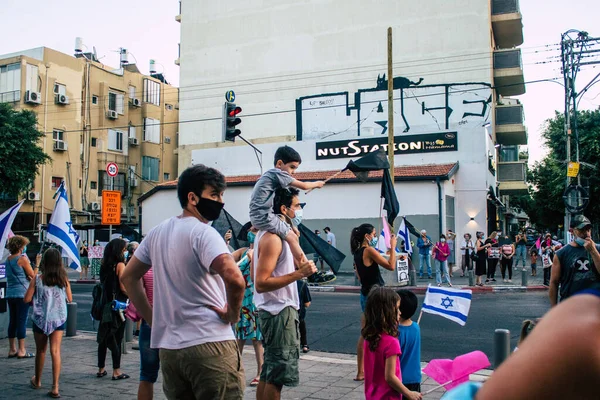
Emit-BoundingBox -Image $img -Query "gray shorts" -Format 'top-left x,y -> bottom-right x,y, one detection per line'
258,306 -> 300,387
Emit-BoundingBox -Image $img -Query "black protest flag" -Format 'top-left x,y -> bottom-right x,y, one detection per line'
402,216 -> 421,237
344,149 -> 390,182
297,224 -> 346,274
381,168 -> 400,224
212,209 -> 248,250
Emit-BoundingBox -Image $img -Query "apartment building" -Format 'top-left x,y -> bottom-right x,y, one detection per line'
0,46 -> 178,241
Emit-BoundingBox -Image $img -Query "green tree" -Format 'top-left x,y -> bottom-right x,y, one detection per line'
0,103 -> 51,197
528,109 -> 600,229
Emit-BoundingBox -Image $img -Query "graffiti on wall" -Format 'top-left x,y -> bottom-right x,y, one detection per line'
296,76 -> 492,142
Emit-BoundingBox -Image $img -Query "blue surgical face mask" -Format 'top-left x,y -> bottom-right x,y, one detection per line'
247,231 -> 256,244
574,236 -> 586,246
290,208 -> 303,226
123,251 -> 129,260
22,246 -> 27,254
369,236 -> 378,247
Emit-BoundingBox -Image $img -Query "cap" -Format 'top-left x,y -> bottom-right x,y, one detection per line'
570,214 -> 592,230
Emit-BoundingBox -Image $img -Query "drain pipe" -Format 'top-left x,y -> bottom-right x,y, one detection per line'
436,178 -> 443,237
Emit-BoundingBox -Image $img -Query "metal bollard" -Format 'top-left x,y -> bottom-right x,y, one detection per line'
125,318 -> 134,343
468,270 -> 475,286
66,302 -> 77,337
409,270 -> 417,286
521,268 -> 528,287
493,329 -> 511,368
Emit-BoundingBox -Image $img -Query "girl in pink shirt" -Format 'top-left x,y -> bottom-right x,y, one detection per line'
362,287 -> 422,400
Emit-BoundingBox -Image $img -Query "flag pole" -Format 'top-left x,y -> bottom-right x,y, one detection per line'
422,380 -> 453,395
387,26 -> 395,230
416,309 -> 423,325
305,170 -> 345,194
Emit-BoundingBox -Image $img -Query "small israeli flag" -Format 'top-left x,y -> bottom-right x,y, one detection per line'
46,182 -> 81,271
397,218 -> 412,254
422,285 -> 472,326
0,200 -> 24,252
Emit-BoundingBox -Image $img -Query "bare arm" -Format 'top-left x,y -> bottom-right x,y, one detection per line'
255,234 -> 303,293
116,262 -> 127,295
18,256 -> 36,280
290,179 -> 325,191
23,276 -> 35,303
365,245 -> 396,272
548,254 -> 561,306
385,356 -> 422,400
121,255 -> 153,324
584,240 -> 600,275
210,253 -> 245,323
231,247 -> 247,262
65,280 -> 73,303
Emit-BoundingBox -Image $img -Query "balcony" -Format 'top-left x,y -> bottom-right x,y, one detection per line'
491,0 -> 524,48
494,49 -> 525,96
495,104 -> 527,145
498,160 -> 528,194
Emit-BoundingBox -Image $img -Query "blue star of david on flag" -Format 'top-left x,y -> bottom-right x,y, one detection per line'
440,296 -> 454,309
422,285 -> 472,326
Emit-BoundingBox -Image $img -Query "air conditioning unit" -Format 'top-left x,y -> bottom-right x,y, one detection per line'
55,94 -> 69,105
28,191 -> 40,201
106,110 -> 118,119
88,202 -> 101,211
25,90 -> 42,105
128,137 -> 139,146
164,137 -> 171,144
53,141 -> 68,151
130,98 -> 141,107
130,178 -> 139,187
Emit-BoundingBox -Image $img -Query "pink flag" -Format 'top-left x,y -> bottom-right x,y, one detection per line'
382,216 -> 391,249
535,236 -> 541,249
423,351 -> 490,391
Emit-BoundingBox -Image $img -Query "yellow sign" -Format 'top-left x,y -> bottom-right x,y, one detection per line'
567,162 -> 580,178
101,190 -> 122,225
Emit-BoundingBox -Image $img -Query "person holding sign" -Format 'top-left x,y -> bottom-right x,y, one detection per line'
350,223 -> 397,382
484,232 -> 500,283
432,235 -> 452,287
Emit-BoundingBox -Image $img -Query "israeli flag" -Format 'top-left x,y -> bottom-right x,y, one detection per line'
376,230 -> 387,253
0,200 -> 24,252
422,285 -> 472,326
397,218 -> 412,254
47,182 -> 81,271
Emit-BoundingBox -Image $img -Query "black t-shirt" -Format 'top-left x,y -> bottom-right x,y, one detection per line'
556,243 -> 600,301
354,247 -> 384,296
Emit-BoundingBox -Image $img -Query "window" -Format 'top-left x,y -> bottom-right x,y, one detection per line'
164,173 -> 170,181
142,156 -> 159,181
52,129 -> 64,142
165,103 -> 173,111
143,79 -> 160,106
0,63 -> 21,103
90,181 -> 97,190
129,85 -> 136,99
26,64 -> 38,92
129,126 -> 137,140
108,91 -> 124,114
92,95 -> 98,104
99,172 -> 127,197
143,118 -> 160,143
78,179 -> 82,189
108,129 -> 124,152
51,177 -> 63,189
54,83 -> 66,96
91,137 -> 97,147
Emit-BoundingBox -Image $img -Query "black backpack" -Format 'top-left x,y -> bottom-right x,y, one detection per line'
90,282 -> 107,321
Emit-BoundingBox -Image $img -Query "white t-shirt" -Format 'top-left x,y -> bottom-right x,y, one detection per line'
326,232 -> 337,248
253,230 -> 299,315
135,215 -> 234,349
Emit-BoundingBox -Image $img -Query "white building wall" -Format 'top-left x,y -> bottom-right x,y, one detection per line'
179,0 -> 493,153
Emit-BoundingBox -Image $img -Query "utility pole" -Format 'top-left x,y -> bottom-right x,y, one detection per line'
387,27 -> 395,213
560,30 -> 600,242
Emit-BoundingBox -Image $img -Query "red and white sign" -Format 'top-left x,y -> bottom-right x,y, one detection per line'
106,162 -> 119,177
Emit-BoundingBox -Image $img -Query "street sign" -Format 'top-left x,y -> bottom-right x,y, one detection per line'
567,162 -> 580,178
225,90 -> 236,103
106,162 -> 119,177
101,190 -> 121,225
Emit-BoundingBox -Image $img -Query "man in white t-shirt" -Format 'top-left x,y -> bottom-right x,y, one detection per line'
254,187 -> 317,400
121,164 -> 246,400
324,226 -> 336,248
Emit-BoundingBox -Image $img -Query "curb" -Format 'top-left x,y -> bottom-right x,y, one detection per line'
69,279 -> 98,284
310,285 -> 548,294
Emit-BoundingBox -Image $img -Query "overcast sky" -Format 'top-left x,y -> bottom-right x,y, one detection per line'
1,0 -> 598,166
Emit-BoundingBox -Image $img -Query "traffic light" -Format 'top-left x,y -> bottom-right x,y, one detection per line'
222,102 -> 242,142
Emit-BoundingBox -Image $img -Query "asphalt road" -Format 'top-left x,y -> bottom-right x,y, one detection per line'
71,284 -> 550,362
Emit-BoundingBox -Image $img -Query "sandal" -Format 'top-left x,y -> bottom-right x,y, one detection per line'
17,352 -> 34,359
96,371 -> 107,378
30,377 -> 41,389
250,377 -> 260,387
112,373 -> 130,380
7,353 -> 17,358
47,391 -> 61,398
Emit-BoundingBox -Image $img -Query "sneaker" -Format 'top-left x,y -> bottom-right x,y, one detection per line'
508,279 -> 512,283
428,275 -> 433,279
485,279 -> 490,283
419,275 -> 424,279
503,279 -> 507,283
324,271 -> 334,276
492,279 -> 497,282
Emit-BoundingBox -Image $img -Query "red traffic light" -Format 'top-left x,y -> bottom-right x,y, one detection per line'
228,106 -> 242,117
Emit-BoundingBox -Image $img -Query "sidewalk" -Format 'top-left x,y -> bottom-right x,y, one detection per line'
0,330 -> 489,399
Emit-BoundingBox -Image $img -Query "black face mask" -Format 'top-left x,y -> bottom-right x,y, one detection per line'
195,196 -> 224,221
